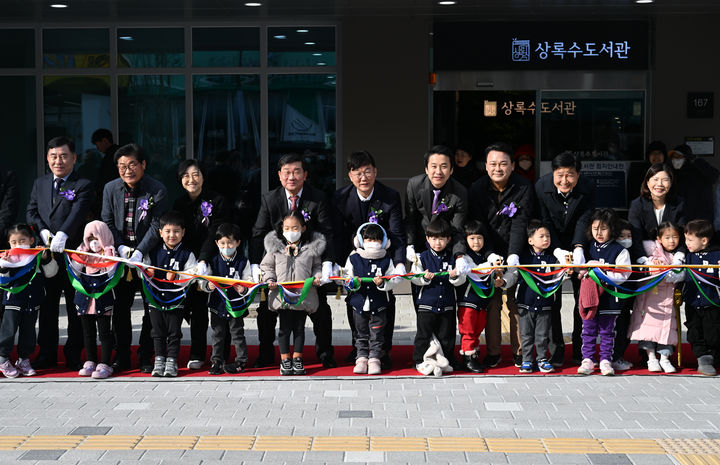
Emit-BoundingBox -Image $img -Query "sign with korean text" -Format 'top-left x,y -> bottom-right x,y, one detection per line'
434,21 -> 649,70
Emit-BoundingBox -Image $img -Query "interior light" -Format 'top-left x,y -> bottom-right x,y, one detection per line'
244,2 -> 261,6
296,29 -> 309,33
317,62 -> 326,66
635,0 -> 654,3
119,36 -> 134,41
438,1 -> 456,5
50,3 -> 68,7
312,53 -> 322,56
304,41 -> 316,45
273,35 -> 287,39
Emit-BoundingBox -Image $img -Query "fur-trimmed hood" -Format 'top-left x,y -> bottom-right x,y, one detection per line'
263,231 -> 326,257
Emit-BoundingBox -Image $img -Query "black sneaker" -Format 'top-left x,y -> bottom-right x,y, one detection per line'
344,348 -> 357,363
224,362 -> 245,374
380,354 -> 393,371
292,357 -> 306,375
319,354 -> 337,369
280,358 -> 293,376
463,354 -> 486,373
208,362 -> 224,375
549,350 -> 565,368
483,354 -> 501,368
513,354 -> 523,368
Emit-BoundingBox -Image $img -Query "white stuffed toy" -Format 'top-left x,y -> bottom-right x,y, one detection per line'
416,335 -> 454,377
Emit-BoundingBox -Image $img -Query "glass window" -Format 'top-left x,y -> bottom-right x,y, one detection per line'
268,27 -> 335,67
118,28 -> 184,68
118,74 -> 186,199
192,28 -> 260,67
0,29 -> 34,68
43,29 -> 109,68
268,74 -> 336,196
0,76 -> 36,221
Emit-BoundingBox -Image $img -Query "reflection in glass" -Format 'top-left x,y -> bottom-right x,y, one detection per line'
192,28 -> 260,67
268,27 -> 335,67
0,76 -> 36,220
0,29 -> 34,68
118,28 -> 184,68
118,74 -> 186,199
43,29 -> 110,68
269,74 -> 336,196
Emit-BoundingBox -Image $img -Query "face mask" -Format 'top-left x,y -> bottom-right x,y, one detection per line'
364,242 -> 382,250
15,244 -> 30,249
671,158 -> 685,170
283,231 -> 301,243
219,246 -> 236,257
89,240 -> 102,252
617,239 -> 632,249
518,160 -> 532,171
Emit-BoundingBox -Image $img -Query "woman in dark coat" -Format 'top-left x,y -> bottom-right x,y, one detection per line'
627,163 -> 685,263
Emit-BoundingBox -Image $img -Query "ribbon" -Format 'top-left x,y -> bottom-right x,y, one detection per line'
0,254 -> 42,294
518,268 -> 565,298
687,270 -> 720,308
65,255 -> 125,299
587,268 -> 668,299
278,277 -> 315,307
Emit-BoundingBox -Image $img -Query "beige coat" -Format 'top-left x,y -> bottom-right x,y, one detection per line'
260,231 -> 325,313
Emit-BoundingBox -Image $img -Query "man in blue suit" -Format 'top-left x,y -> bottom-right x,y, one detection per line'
26,136 -> 93,369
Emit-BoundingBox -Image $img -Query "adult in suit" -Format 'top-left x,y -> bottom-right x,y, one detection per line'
26,136 -> 93,369
535,151 -> 596,366
250,153 -> 337,368
628,163 -> 685,262
469,142 -> 535,368
332,150 -> 406,368
101,143 -> 168,372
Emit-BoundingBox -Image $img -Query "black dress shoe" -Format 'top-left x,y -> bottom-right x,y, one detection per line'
208,361 -> 224,375
251,357 -> 274,368
32,358 -> 58,369
344,348 -> 357,363
380,354 -> 392,370
483,353 -> 501,368
139,359 -> 153,374
463,354 -> 486,373
319,354 -> 337,369
65,360 -> 83,371
513,354 -> 523,368
224,362 -> 245,374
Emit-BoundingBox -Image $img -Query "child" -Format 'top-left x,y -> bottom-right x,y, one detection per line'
411,217 -> 464,375
260,211 -> 324,376
200,223 -> 252,375
628,221 -> 685,373
71,221 -> 118,379
344,223 -> 401,375
612,219 -> 635,372
683,219 -> 720,376
143,211 -> 198,377
500,220 -> 560,373
455,220 -> 502,373
577,208 -> 631,376
0,224 -> 58,378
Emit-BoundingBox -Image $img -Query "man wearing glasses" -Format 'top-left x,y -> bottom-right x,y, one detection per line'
332,150 -> 406,369
102,143 -> 168,373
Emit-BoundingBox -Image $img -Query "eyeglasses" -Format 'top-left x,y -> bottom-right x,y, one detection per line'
48,154 -> 71,162
118,161 -> 140,173
350,169 -> 375,180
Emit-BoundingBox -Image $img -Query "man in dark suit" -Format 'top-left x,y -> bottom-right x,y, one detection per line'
250,153 -> 337,368
332,150 -> 406,368
26,136 -> 93,369
101,143 -> 168,372
535,151 -> 596,366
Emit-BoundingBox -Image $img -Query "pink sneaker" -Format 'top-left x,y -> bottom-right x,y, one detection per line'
577,358 -> 595,375
0,360 -> 19,378
91,363 -> 113,379
353,357 -> 368,374
15,358 -> 36,376
78,361 -> 96,377
367,358 -> 381,375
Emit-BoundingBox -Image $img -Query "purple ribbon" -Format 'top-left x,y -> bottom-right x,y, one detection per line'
497,202 -> 517,218
138,198 -> 149,222
201,201 -> 212,225
58,189 -> 75,201
433,202 -> 449,214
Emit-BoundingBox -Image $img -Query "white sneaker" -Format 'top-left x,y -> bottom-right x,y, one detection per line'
599,359 -> 615,376
577,358 -> 595,375
0,360 -> 19,378
659,358 -> 676,373
353,357 -> 368,374
15,358 -> 36,376
186,360 -> 203,369
611,359 -> 632,372
647,359 -> 662,372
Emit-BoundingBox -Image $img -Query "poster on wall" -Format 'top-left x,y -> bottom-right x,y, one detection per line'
581,161 -> 628,209
685,136 -> 714,157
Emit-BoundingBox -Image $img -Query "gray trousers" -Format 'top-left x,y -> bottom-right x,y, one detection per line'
518,308 -> 552,363
210,312 -> 248,365
353,310 -> 387,360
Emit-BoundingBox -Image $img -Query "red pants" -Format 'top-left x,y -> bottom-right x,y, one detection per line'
457,306 -> 487,354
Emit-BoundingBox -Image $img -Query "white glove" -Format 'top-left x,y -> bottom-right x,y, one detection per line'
117,245 -> 132,258
637,256 -> 648,265
129,250 -> 143,264
195,261 -> 208,276
250,264 -> 261,282
572,246 -> 586,266
553,248 -> 571,264
391,263 -> 406,284
455,256 -> 471,275
672,252 -> 685,265
40,229 -> 53,246
487,253 -> 504,265
506,254 -> 519,267
49,231 -> 68,253
320,261 -> 333,284
406,245 -> 417,263
332,262 -> 341,276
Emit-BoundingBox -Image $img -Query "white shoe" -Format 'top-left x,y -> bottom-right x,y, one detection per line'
186,360 -> 203,370
577,358 -> 595,375
15,358 -> 37,377
659,358 -> 676,373
647,359 -> 662,372
599,359 -> 615,376
353,357 -> 368,374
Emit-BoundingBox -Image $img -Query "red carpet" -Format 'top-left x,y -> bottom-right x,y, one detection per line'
10,343 -> 704,378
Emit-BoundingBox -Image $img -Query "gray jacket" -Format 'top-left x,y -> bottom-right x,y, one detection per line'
260,231 -> 326,313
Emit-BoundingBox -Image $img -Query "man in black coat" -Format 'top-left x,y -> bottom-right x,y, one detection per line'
102,143 -> 168,372
332,150 -> 406,368
26,136 -> 93,369
469,142 -> 535,368
535,152 -> 596,366
250,153 -> 336,368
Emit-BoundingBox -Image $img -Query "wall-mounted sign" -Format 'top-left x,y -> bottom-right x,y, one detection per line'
485,100 -> 577,117
434,21 -> 649,71
581,161 -> 628,209
685,136 -> 714,157
687,92 -> 714,119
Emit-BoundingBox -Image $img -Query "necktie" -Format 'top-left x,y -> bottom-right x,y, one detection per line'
52,178 -> 64,205
290,195 -> 299,212
431,189 -> 441,214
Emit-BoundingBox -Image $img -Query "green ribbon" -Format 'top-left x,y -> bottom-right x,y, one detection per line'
140,278 -> 187,311
518,268 -> 564,298
220,284 -> 265,318
67,263 -> 126,299
688,271 -> 720,308
278,277 -> 315,307
467,275 -> 495,299
587,268 -> 669,299
0,254 -> 42,294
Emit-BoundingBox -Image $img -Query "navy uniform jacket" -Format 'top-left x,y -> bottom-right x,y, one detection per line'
144,242 -> 197,311
205,251 -> 251,317
684,248 -> 720,309
346,253 -> 393,315
411,247 -> 462,313
455,249 -> 493,311
513,248 -> 559,312
587,240 -> 629,314
2,253 -> 57,311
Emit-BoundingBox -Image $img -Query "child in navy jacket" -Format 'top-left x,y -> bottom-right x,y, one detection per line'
143,211 -> 198,378
410,218 -> 464,373
200,223 -> 252,375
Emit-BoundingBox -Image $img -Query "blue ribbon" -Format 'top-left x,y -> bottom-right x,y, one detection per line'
0,257 -> 37,285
